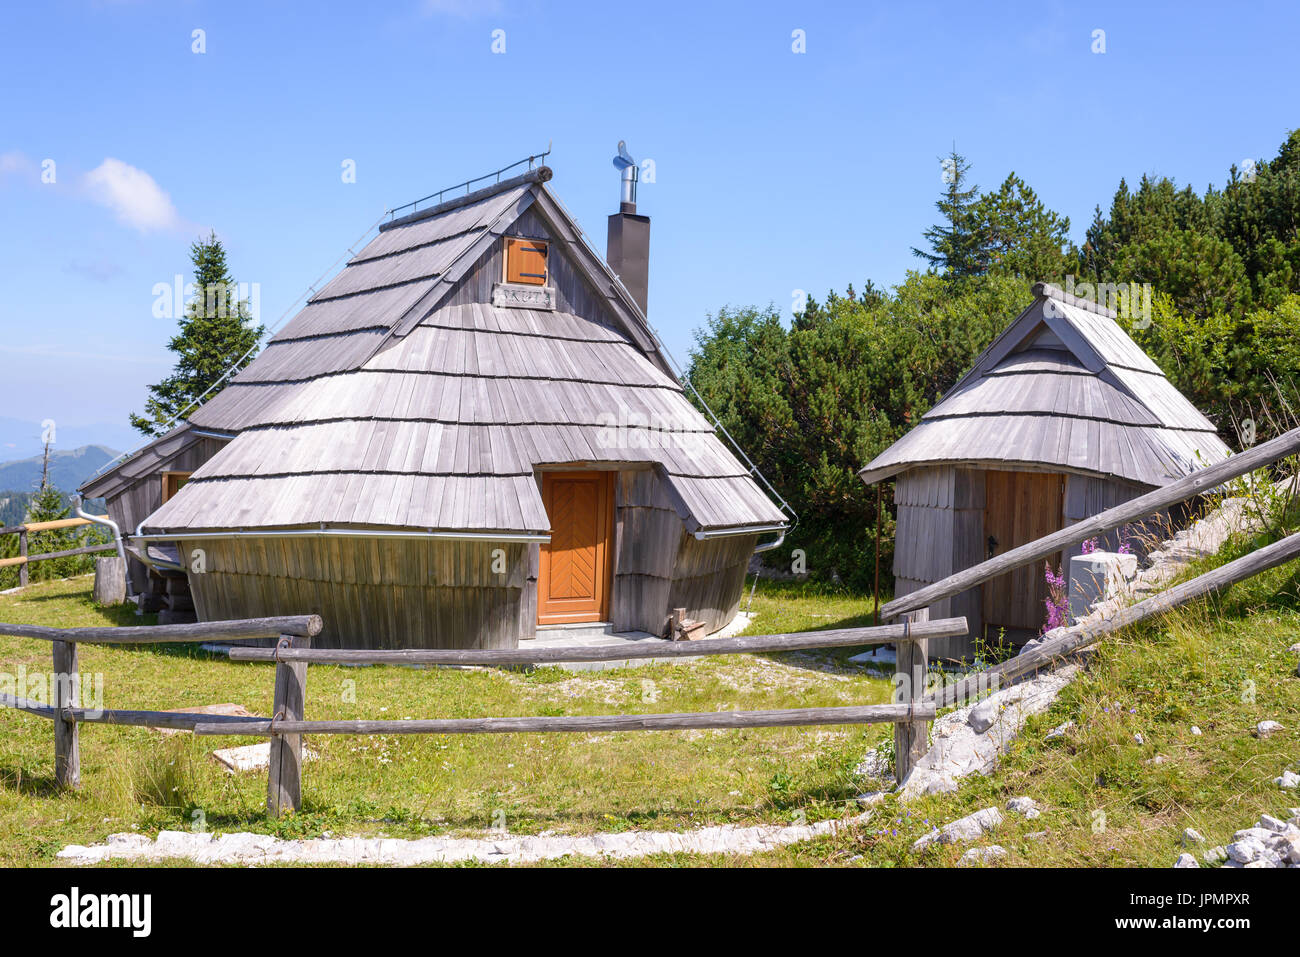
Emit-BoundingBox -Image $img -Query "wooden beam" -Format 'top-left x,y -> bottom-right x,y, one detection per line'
22,518 -> 92,533
0,542 -> 117,568
0,615 -> 323,644
267,635 -> 310,817
52,640 -> 79,788
17,530 -> 26,588
227,617 -> 969,666
893,608 -> 930,783
0,695 -> 269,731
195,702 -> 936,737
931,528 -> 1300,709
881,424 -> 1300,620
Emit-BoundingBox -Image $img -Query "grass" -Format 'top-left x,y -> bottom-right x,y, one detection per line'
0,575 -> 895,866
3,559 -> 1298,868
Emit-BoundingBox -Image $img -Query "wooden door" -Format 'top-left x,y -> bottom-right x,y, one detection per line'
538,471 -> 614,625
983,471 -> 1064,635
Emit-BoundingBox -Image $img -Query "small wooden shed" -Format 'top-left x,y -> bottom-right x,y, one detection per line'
858,282 -> 1232,659
83,163 -> 786,648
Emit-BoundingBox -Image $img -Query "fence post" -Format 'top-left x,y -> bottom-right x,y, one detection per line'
52,639 -> 80,788
893,607 -> 930,785
267,633 -> 310,817
18,530 -> 28,588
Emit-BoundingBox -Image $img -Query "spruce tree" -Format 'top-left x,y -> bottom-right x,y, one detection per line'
132,232 -> 265,436
912,150 -> 981,277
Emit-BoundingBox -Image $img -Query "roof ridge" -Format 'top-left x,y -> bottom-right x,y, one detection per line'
1032,280 -> 1118,319
380,167 -> 552,232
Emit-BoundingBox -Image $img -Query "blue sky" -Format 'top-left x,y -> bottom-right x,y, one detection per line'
0,0 -> 1295,457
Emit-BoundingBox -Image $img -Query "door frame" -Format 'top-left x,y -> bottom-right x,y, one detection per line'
537,470 -> 615,625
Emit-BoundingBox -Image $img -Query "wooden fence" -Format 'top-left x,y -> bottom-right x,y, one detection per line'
0,517 -> 117,588
0,612 -> 965,816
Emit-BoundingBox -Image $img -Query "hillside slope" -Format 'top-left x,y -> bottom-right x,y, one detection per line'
0,444 -> 119,494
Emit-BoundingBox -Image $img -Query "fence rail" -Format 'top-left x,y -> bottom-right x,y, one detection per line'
0,517 -> 115,583
929,527 -> 1300,708
0,611 -> 962,815
225,617 -> 960,666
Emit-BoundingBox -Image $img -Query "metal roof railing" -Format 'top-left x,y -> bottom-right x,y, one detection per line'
387,146 -> 552,222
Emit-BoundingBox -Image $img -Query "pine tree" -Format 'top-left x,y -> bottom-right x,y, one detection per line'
967,173 -> 1074,280
131,232 -> 265,436
912,150 -> 981,278
25,440 -> 79,581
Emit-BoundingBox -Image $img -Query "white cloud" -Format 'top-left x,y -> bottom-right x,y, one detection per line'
82,157 -> 182,232
0,151 -> 34,177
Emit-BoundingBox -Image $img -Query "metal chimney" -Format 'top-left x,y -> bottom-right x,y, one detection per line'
606,140 -> 650,314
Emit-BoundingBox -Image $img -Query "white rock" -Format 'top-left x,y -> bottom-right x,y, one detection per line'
1287,642 -> 1300,654
900,667 -> 1080,798
967,697 -> 1006,734
1025,830 -> 1047,841
1173,853 -> 1199,868
1226,838 -> 1266,864
1278,834 -> 1300,865
212,743 -> 320,774
854,792 -> 887,807
1202,845 -> 1227,864
1232,826 -> 1275,843
1182,827 -> 1205,845
1258,814 -> 1288,832
957,845 -> 1007,866
913,807 -> 1003,851
106,833 -> 150,848
1254,720 -> 1284,738
1133,732 -> 1144,745
1006,796 -> 1039,816
1190,726 -> 1202,736
1045,720 -> 1074,741
1276,770 -> 1300,790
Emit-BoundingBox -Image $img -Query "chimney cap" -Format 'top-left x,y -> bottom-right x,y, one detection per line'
612,140 -> 639,207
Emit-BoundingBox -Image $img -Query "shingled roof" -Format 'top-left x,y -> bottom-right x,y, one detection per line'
137,166 -> 786,538
858,282 -> 1233,487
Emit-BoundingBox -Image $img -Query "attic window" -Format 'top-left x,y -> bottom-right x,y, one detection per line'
505,238 -> 548,285
161,471 -> 191,504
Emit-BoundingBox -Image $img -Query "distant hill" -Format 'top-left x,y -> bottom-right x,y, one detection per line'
0,417 -> 140,461
0,445 -> 121,496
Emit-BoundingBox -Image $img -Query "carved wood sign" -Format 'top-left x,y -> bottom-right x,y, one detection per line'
491,282 -> 556,310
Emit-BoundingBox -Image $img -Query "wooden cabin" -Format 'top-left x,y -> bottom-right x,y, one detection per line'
82,161 -> 787,648
858,282 -> 1232,659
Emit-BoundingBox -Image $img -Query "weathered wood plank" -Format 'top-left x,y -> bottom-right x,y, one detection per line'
267,635 -> 310,817
0,695 -> 269,731
0,542 -> 118,568
227,617 -> 969,665
93,557 -> 128,605
196,702 -> 935,737
893,608 -> 930,783
0,615 -> 322,644
52,640 -> 79,788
